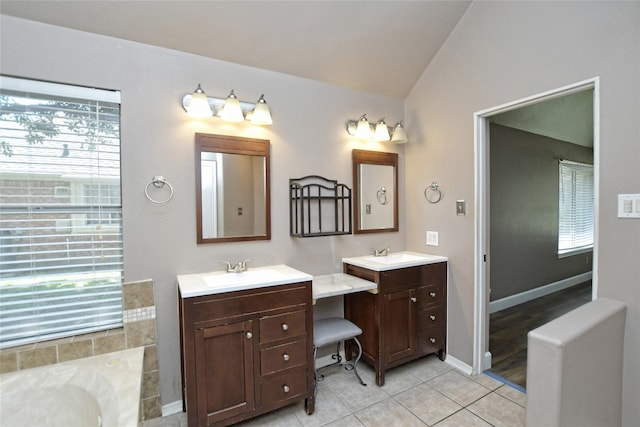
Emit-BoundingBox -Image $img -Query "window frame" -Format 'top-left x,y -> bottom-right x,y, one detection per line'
557,159 -> 594,258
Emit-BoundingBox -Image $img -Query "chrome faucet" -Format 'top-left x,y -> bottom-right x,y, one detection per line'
373,247 -> 390,257
221,259 -> 250,273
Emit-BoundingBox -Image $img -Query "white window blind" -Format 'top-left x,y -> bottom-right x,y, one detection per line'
0,76 -> 123,348
558,160 -> 594,256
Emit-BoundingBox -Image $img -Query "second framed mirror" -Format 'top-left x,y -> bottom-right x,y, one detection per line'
353,149 -> 398,234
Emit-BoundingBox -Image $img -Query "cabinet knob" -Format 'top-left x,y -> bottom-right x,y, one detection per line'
283,353 -> 290,362
411,297 -> 417,303
429,315 -> 436,321
430,337 -> 436,344
281,323 -> 289,331
246,332 -> 253,339
283,385 -> 290,393
429,292 -> 436,298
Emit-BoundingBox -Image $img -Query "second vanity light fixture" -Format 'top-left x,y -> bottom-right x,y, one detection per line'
182,84 -> 273,125
346,114 -> 408,143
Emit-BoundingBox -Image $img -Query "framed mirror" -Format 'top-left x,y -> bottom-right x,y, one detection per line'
353,149 -> 398,234
195,133 -> 270,243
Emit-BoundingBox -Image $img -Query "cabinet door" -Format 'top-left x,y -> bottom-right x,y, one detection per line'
194,320 -> 254,425
384,289 -> 416,364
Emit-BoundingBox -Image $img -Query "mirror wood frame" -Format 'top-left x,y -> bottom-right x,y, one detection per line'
352,149 -> 399,234
195,133 -> 271,244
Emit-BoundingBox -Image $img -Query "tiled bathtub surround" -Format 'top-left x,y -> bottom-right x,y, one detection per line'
0,279 -> 161,421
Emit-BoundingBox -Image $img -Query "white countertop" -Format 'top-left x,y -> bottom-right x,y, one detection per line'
342,250 -> 448,272
312,273 -> 377,301
177,264 -> 313,298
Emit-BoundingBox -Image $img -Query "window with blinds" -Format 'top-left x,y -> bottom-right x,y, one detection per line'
0,76 -> 123,348
558,160 -> 594,256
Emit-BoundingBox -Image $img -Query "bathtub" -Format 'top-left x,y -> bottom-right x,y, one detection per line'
0,346 -> 144,427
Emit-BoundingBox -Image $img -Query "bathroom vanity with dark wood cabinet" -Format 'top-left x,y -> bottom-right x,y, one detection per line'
179,280 -> 315,426
343,260 -> 447,386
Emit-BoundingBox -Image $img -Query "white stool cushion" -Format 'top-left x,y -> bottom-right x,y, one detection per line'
313,317 -> 362,347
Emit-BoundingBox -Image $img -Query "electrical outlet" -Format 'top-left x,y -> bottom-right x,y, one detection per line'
426,231 -> 439,246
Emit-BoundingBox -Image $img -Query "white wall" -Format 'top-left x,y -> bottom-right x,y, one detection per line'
0,16 -> 405,406
405,2 -> 640,425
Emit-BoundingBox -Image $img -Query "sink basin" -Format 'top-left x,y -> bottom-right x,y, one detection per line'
202,268 -> 285,288
178,265 -> 313,298
342,251 -> 447,271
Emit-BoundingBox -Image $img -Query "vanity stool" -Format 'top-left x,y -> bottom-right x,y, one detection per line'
313,317 -> 366,391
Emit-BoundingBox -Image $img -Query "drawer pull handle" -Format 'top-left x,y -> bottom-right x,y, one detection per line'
283,385 -> 290,393
430,315 -> 436,321
430,337 -> 436,344
283,353 -> 290,362
281,323 -> 289,331
246,332 -> 253,339
411,297 -> 417,303
429,292 -> 436,298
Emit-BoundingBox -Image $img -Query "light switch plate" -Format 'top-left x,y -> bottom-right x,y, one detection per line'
618,194 -> 640,218
426,231 -> 439,246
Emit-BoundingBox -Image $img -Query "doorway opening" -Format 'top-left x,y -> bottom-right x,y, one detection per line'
473,78 -> 600,387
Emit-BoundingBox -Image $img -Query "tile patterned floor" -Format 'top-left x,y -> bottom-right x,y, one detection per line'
143,355 -> 526,427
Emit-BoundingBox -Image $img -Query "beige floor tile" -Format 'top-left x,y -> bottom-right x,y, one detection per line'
295,387 -> 352,427
141,411 -> 185,427
375,362 -> 423,395
404,355 -> 452,382
326,371 -> 390,413
321,414 -> 366,427
468,372 -> 504,390
467,392 -> 526,427
495,384 -> 527,407
354,398 -> 427,427
238,404 -> 302,426
427,370 -> 491,406
433,409 -> 493,427
394,382 -> 462,425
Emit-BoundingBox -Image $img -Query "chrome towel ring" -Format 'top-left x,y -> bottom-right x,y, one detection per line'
145,176 -> 174,204
424,181 -> 443,204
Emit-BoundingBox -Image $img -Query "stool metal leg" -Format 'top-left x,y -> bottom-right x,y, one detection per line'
346,336 -> 366,386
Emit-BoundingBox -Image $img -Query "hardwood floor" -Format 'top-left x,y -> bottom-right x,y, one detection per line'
488,281 -> 592,389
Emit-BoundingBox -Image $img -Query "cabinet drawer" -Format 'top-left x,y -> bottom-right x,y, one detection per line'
416,285 -> 445,308
260,339 -> 307,375
259,310 -> 307,344
380,266 -> 422,292
260,366 -> 308,406
417,306 -> 445,331
185,283 -> 310,325
418,329 -> 445,354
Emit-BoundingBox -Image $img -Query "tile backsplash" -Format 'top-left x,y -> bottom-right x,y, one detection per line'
0,279 -> 161,421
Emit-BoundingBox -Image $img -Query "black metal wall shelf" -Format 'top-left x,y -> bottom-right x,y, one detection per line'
289,175 -> 352,237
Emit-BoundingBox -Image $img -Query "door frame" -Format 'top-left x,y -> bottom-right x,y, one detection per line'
472,77 -> 600,374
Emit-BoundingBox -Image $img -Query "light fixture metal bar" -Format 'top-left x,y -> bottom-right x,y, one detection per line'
182,94 -> 258,120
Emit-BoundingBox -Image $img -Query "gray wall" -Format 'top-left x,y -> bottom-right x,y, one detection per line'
404,2 -> 639,425
489,124 -> 593,301
0,15 -> 406,407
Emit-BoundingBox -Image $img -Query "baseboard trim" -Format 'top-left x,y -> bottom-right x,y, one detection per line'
161,400 -> 183,417
489,271 -> 592,314
444,354 -> 473,375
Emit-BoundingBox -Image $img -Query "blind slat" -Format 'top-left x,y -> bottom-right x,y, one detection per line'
0,77 -> 123,349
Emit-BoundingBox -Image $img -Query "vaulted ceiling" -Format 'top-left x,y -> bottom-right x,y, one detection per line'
1,1 -> 593,146
0,0 -> 472,100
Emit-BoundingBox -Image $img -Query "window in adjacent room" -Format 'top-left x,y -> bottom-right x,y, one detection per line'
558,160 -> 594,257
0,76 -> 123,348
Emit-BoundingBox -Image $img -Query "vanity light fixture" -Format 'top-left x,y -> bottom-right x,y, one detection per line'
182,85 -> 273,125
390,121 -> 408,144
346,114 -> 408,143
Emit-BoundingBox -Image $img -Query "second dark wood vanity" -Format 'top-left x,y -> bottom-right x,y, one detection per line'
343,260 -> 447,386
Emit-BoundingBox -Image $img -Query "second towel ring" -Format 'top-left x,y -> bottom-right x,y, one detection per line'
424,181 -> 443,204
145,176 -> 174,204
